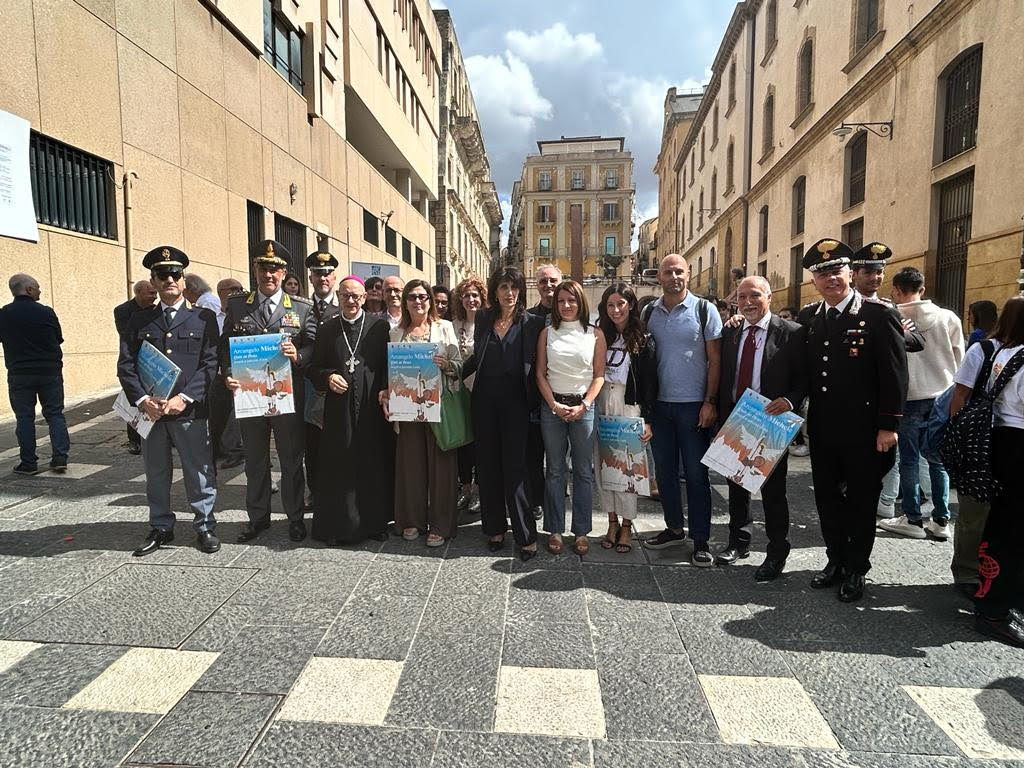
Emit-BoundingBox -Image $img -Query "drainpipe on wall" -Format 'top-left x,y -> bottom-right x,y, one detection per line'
123,170 -> 139,300
740,4 -> 756,276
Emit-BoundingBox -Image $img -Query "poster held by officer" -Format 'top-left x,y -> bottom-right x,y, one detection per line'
229,333 -> 295,418
112,342 -> 181,439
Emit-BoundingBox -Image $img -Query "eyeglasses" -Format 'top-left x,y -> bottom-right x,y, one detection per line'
154,271 -> 183,281
339,292 -> 365,302
385,287 -> 403,295
406,293 -> 431,303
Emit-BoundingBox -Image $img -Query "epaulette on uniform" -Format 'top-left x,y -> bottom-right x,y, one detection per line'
290,295 -> 313,306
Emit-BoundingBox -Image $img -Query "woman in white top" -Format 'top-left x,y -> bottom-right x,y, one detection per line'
535,280 -> 606,555
452,276 -> 486,515
380,279 -> 462,547
595,283 -> 654,554
949,296 -> 1024,648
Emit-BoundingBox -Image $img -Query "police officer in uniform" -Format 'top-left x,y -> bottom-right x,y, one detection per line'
799,239 -> 908,602
302,250 -> 340,503
117,246 -> 221,556
221,240 -> 314,542
851,241 -> 925,350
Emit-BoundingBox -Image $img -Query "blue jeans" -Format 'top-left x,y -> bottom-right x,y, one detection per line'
8,373 -> 70,468
540,405 -> 595,536
898,398 -> 950,522
650,401 -> 712,542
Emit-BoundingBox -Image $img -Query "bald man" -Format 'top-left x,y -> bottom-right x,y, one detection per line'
114,280 -> 158,454
714,276 -> 807,581
382,275 -> 405,330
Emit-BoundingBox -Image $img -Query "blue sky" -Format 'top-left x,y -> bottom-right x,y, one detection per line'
429,1 -> 737,243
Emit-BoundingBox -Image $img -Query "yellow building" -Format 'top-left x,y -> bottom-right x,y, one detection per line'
0,0 -> 450,412
637,217 -> 659,275
430,10 -> 502,288
653,88 -> 701,258
508,136 -> 635,280
665,0 -> 1024,316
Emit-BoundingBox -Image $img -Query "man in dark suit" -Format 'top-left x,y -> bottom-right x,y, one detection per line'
715,276 -> 807,581
116,247 -> 221,556
113,280 -> 157,454
798,238 -> 908,602
302,250 -> 340,507
221,239 -> 314,543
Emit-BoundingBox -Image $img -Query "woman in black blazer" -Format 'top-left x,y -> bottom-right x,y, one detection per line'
462,267 -> 544,560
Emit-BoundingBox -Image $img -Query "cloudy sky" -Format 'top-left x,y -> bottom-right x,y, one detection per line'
429,0 -> 736,245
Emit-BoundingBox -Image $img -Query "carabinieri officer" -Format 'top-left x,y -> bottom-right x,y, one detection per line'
221,239 -> 314,543
117,246 -> 221,557
799,238 -> 908,602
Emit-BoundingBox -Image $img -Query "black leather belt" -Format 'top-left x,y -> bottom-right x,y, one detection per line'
553,393 -> 584,406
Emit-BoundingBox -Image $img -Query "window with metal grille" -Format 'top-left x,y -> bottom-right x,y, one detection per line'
362,208 -> 379,246
855,0 -> 879,52
842,217 -> 864,251
797,41 -> 813,112
274,213 -> 307,294
246,200 -> 265,289
792,176 -> 806,235
402,237 -> 412,264
759,206 -> 769,254
602,203 -> 619,222
935,170 -> 973,317
846,132 -> 867,206
385,225 -> 397,256
942,47 -> 982,161
263,0 -> 303,91
29,132 -> 116,239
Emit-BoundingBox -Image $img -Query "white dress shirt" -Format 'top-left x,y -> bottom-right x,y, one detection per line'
733,312 -> 771,400
258,289 -> 283,319
137,297 -> 191,405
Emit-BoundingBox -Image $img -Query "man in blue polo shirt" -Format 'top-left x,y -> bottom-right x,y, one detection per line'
643,253 -> 722,565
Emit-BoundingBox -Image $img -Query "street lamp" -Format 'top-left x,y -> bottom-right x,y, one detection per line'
832,121 -> 893,141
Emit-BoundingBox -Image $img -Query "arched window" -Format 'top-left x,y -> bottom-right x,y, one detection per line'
698,255 -> 704,277
725,227 -> 734,269
680,214 -> 685,246
700,129 -> 706,166
941,46 -> 983,161
712,102 -> 719,145
765,0 -> 778,51
758,205 -> 769,255
711,170 -> 718,215
699,189 -> 705,230
797,40 -> 814,113
726,139 -> 735,190
689,201 -> 694,239
792,176 -> 806,235
845,132 -> 867,207
728,60 -> 737,107
762,88 -> 775,156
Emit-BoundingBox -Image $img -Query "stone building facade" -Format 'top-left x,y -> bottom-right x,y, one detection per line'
637,217 -> 659,275
508,137 -> 635,280
429,10 -> 502,289
0,0 -> 494,412
659,0 -> 1024,316
653,88 -> 701,259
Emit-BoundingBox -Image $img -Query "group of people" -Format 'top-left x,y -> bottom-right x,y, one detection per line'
1,230 -> 1022,649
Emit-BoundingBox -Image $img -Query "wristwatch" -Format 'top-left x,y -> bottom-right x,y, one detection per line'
583,399 -> 593,412
704,395 -> 718,406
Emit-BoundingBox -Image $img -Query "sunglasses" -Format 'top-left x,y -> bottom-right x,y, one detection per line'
406,293 -> 431,303
154,271 -> 183,281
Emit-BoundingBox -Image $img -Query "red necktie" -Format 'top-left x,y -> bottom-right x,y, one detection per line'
736,326 -> 758,397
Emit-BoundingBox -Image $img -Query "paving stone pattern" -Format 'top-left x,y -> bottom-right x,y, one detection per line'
0,399 -> 1022,767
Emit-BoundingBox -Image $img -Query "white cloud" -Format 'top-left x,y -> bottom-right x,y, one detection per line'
506,23 -> 603,64
465,52 -> 553,137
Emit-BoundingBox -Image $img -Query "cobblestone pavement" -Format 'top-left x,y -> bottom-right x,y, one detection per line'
0,395 -> 1022,767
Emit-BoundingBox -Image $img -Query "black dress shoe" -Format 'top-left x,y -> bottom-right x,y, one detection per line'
755,557 -> 786,582
133,528 -> 173,557
975,613 -> 1024,648
715,546 -> 749,565
811,562 -> 844,589
237,518 -> 271,543
520,547 -> 537,562
367,530 -> 389,542
838,572 -> 865,602
127,442 -> 142,456
289,520 -> 307,542
197,531 -> 221,554
487,538 -> 505,552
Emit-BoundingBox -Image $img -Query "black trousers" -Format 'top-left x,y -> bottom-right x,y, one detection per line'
525,417 -> 545,508
473,376 -> 536,546
727,453 -> 791,560
458,441 -> 475,486
306,422 -> 321,494
209,375 -> 243,462
127,424 -> 141,448
976,427 -> 1024,618
809,436 -> 893,575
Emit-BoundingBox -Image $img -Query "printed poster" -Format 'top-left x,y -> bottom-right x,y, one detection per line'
229,333 -> 295,418
111,342 -> 181,439
387,342 -> 441,423
0,109 -> 39,242
701,388 -> 803,493
598,415 -> 651,496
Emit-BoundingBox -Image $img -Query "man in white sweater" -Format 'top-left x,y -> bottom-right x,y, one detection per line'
879,267 -> 964,540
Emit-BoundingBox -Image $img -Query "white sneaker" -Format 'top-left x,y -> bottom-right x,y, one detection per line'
788,444 -> 810,457
925,518 -> 951,541
876,500 -> 895,519
878,515 -> 927,539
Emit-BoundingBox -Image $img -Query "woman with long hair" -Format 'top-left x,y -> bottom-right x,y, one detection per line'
452,276 -> 488,517
595,283 -> 656,553
461,267 -> 543,559
380,279 -> 462,546
282,272 -> 302,297
536,279 -> 606,555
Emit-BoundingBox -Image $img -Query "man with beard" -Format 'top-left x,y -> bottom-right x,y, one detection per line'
308,276 -> 392,544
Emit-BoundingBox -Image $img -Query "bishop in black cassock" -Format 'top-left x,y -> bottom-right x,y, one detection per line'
309,278 -> 393,544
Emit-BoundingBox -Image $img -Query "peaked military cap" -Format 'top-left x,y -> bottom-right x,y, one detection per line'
305,251 -> 339,271
802,238 -> 854,273
851,241 -> 892,268
143,245 -> 189,271
250,239 -> 290,268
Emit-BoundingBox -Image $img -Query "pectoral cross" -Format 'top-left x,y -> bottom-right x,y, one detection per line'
346,355 -> 360,374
